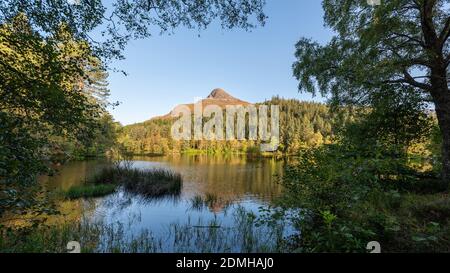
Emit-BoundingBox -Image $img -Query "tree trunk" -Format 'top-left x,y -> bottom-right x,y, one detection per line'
430,69 -> 450,189
434,98 -> 450,188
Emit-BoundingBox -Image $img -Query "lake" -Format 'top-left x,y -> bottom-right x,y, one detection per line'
40,154 -> 290,252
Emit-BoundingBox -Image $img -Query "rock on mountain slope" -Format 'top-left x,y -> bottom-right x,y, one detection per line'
182,88 -> 251,109
154,88 -> 251,119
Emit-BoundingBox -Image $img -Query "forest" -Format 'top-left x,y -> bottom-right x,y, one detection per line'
118,98 -> 342,155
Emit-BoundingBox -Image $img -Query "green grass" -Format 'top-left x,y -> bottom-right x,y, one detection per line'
90,166 -> 182,198
121,168 -> 182,197
65,184 -> 117,199
380,192 -> 450,252
64,166 -> 183,200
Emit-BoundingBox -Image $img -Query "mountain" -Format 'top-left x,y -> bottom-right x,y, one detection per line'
176,88 -> 251,111
155,88 -> 251,119
207,88 -> 243,100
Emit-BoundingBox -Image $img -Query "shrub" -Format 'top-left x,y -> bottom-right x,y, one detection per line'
276,144 -> 450,252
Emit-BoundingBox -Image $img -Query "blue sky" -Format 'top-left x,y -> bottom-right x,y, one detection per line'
107,0 -> 333,125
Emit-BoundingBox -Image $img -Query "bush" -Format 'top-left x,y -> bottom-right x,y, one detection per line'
276,144 -> 450,253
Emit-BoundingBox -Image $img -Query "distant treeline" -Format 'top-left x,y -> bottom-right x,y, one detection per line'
118,97 -> 353,155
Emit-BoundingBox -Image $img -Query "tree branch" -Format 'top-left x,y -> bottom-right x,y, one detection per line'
420,0 -> 439,49
383,70 -> 431,91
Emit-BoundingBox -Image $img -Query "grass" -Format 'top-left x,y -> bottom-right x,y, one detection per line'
382,192 -> 450,252
120,168 -> 182,197
190,195 -> 204,210
65,184 -> 117,199
189,193 -> 232,211
65,165 -> 182,199
333,190 -> 450,252
0,206 -> 286,253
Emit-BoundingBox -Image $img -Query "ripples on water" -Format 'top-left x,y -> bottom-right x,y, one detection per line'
40,155 -> 298,252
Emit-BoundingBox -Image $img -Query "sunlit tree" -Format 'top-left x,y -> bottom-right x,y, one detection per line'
293,0 -> 450,187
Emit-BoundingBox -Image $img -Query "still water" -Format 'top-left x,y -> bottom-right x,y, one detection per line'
40,154 -> 286,249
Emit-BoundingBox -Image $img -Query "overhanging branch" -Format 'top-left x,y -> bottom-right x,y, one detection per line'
383,70 -> 431,91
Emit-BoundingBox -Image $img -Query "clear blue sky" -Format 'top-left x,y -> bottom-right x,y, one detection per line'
107,0 -> 333,125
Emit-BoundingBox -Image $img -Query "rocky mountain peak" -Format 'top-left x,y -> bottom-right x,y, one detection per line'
206,88 -> 236,100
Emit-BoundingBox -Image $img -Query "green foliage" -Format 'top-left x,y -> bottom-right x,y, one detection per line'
119,98 -> 340,155
90,165 -> 182,199
277,117 -> 446,252
292,1 -> 445,101
321,210 -> 337,230
53,113 -> 120,160
293,215 -> 377,253
343,88 -> 433,151
119,118 -> 175,155
0,0 -> 266,61
281,145 -> 375,215
292,0 -> 450,185
0,15 -> 106,219
260,97 -> 343,152
272,88 -> 446,252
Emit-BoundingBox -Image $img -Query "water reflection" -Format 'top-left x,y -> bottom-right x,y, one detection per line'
40,160 -> 111,190
40,154 -> 285,240
133,154 -> 284,202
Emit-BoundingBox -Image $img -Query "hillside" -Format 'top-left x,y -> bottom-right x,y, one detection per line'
119,91 -> 343,155
154,88 -> 251,119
